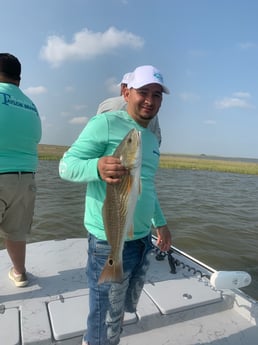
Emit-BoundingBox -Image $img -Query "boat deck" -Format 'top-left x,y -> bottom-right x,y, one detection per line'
0,238 -> 257,345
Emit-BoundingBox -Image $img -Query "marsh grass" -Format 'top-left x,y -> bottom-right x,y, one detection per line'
160,155 -> 258,175
38,144 -> 69,160
38,145 -> 258,175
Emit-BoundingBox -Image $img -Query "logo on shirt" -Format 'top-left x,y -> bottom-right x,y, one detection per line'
0,92 -> 38,114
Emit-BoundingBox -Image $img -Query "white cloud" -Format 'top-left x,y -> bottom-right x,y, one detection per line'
40,27 -> 144,67
24,86 -> 47,95
232,91 -> 251,99
60,111 -> 70,117
73,104 -> 88,111
238,42 -> 257,50
204,120 -> 216,125
215,92 -> 254,109
104,77 -> 120,94
69,116 -> 89,125
65,86 -> 75,93
179,92 -> 200,102
215,97 -> 252,109
60,105 -> 88,120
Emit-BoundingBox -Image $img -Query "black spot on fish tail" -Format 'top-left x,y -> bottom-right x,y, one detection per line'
98,257 -> 123,284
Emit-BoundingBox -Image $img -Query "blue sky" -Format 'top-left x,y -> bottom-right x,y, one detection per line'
1,0 -> 258,158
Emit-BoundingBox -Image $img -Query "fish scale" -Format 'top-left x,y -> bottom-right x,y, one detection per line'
98,129 -> 142,284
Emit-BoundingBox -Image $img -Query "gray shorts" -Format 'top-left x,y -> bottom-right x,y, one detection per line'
0,173 -> 36,241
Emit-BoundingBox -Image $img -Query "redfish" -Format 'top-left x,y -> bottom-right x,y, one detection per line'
98,128 -> 142,284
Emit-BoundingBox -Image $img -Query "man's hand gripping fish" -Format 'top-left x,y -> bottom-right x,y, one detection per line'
98,128 -> 142,284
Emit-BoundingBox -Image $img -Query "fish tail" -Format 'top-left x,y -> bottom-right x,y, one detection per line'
98,257 -> 123,284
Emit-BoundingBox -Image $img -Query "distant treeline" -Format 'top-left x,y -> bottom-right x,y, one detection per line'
38,144 -> 258,176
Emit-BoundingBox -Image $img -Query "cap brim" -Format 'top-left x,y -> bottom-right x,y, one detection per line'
162,85 -> 170,94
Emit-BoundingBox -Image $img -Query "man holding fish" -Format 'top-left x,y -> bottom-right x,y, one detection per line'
59,65 -> 172,345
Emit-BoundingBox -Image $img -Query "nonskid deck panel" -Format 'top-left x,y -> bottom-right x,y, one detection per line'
0,238 -> 257,345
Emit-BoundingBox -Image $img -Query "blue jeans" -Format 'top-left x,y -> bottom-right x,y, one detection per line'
84,233 -> 152,345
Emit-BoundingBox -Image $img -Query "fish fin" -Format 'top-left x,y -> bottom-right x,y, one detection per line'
127,224 -> 134,239
125,175 -> 133,193
102,199 -> 114,245
98,256 -> 123,284
138,180 -> 142,195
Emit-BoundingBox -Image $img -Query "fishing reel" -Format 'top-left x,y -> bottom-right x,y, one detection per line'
154,247 -> 177,274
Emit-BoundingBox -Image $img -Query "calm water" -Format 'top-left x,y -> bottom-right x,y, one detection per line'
1,160 -> 257,300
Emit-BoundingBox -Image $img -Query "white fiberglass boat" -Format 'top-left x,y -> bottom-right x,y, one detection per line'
0,237 -> 257,345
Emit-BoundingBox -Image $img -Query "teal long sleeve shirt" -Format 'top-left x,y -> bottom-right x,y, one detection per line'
59,111 -> 166,240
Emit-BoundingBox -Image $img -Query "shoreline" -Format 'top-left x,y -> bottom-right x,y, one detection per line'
38,144 -> 258,176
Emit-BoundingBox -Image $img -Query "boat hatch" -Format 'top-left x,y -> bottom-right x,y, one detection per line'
47,293 -> 138,341
0,306 -> 20,345
144,276 -> 222,314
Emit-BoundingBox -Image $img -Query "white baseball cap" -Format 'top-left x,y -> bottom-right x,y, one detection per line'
118,72 -> 132,85
127,65 -> 169,94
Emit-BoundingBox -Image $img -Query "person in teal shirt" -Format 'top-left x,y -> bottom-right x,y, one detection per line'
59,65 -> 172,345
0,53 -> 42,287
